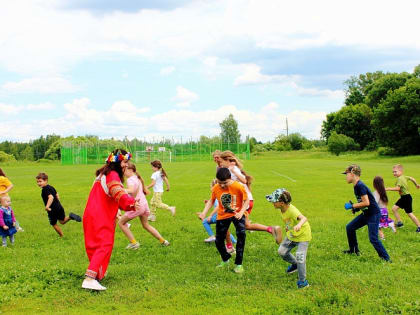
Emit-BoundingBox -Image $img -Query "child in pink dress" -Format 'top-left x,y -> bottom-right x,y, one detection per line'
118,161 -> 170,249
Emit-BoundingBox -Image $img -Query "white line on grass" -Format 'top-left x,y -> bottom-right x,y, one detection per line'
271,171 -> 297,182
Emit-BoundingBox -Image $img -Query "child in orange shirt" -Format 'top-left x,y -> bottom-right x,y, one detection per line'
199,168 -> 249,274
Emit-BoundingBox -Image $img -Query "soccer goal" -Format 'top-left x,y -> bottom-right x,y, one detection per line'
134,147 -> 172,163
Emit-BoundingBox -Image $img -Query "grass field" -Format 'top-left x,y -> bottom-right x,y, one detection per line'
1,152 -> 420,314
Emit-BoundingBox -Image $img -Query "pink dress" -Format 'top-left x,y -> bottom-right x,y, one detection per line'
124,175 -> 150,219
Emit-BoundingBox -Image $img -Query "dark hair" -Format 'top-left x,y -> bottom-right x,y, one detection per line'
216,168 -> 231,181
95,149 -> 127,183
126,161 -> 148,195
280,190 -> 292,204
373,176 -> 388,204
36,172 -> 48,180
151,160 -> 167,178
0,168 -> 6,177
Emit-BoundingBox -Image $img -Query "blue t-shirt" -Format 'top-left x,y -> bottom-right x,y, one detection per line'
353,180 -> 380,216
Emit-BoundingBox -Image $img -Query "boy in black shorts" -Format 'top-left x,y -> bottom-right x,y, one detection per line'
36,173 -> 81,237
386,164 -> 420,232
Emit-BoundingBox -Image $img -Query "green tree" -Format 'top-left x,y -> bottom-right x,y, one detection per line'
372,77 -> 420,155
344,71 -> 384,106
219,113 -> 241,143
327,132 -> 359,156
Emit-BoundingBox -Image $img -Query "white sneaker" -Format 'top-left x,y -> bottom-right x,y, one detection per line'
125,242 -> 140,250
82,279 -> 106,291
162,240 -> 170,246
204,235 -> 216,243
126,223 -> 131,228
169,207 -> 176,216
148,215 -> 156,222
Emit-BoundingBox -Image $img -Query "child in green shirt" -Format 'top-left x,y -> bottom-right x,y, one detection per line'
386,164 -> 420,232
266,188 -> 311,289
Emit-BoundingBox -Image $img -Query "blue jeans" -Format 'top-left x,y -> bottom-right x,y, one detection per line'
346,212 -> 390,261
203,214 -> 236,243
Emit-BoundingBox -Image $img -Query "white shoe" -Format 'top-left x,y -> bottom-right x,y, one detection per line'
125,242 -> 140,250
204,235 -> 216,243
169,207 -> 176,216
126,223 -> 131,228
148,215 -> 156,222
161,240 -> 170,246
82,279 -> 106,291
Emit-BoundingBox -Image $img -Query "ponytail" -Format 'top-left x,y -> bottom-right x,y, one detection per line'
151,160 -> 168,179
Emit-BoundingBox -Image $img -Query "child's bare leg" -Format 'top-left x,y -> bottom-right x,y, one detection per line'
140,216 -> 163,240
407,213 -> 420,227
245,217 -> 270,232
118,216 -> 135,242
225,230 -> 232,245
392,205 -> 402,223
378,228 -> 385,239
59,217 -> 71,225
52,224 -> 63,237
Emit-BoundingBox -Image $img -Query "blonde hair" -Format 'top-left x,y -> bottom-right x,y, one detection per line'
212,150 -> 222,157
393,164 -> 403,171
220,151 -> 253,189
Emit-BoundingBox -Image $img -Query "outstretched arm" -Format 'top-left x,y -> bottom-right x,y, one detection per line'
407,176 -> 420,189
163,177 -> 170,191
146,179 -> 156,190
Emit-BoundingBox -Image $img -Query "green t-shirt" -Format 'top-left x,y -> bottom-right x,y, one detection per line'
280,204 -> 311,242
396,175 -> 409,195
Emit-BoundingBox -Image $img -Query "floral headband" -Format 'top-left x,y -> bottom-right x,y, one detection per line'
106,151 -> 132,163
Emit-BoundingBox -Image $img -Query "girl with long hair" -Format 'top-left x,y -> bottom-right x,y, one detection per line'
373,176 -> 396,240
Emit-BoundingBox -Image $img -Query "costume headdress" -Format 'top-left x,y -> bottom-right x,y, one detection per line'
106,150 -> 132,163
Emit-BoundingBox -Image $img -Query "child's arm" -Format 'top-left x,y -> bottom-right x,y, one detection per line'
163,177 -> 170,191
146,179 -> 156,190
0,209 -> 7,229
407,176 -> 420,189
198,199 -> 215,221
234,198 -> 249,219
126,184 -> 137,197
386,186 -> 400,192
56,193 -> 60,201
352,195 -> 370,209
0,183 -> 14,194
229,166 -> 247,184
11,209 -> 16,223
294,214 -> 307,232
45,194 -> 54,211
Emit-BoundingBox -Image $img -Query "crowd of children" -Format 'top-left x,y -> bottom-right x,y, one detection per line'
1,149 -> 419,291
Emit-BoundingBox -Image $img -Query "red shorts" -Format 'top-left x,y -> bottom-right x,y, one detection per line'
246,200 -> 254,214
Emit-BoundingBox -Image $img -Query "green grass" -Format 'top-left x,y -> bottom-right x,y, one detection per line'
1,153 -> 420,314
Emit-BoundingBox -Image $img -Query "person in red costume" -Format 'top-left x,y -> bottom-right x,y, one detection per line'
82,149 -> 140,291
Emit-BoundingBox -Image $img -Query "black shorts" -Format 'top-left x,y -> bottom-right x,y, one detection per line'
47,207 -> 66,225
395,194 -> 413,214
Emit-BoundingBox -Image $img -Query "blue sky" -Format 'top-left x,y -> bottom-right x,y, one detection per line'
1,0 -> 419,142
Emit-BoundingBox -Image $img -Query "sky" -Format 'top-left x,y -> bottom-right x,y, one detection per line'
1,0 -> 419,142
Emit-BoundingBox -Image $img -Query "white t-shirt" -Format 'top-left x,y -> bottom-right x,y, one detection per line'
229,166 -> 253,200
373,190 -> 387,208
151,170 -> 164,193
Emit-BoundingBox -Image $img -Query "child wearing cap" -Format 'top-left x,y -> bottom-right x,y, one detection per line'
266,188 -> 311,289
386,164 -> 420,232
342,164 -> 391,261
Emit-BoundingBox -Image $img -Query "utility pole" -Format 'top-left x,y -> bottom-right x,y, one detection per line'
285,117 -> 289,136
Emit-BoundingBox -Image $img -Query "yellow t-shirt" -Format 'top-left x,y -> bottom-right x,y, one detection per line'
211,181 -> 248,220
280,204 -> 312,242
0,176 -> 12,196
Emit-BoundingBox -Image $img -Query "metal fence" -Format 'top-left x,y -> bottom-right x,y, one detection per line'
61,139 -> 250,165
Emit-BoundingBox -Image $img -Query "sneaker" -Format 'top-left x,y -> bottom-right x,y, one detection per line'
226,245 -> 236,254
82,278 -> 106,291
17,227 -> 24,232
125,242 -> 140,250
343,250 -> 361,256
216,260 -> 230,268
396,221 -> 404,228
233,264 -> 244,274
297,280 -> 310,289
126,223 -> 131,229
416,227 -> 420,233
169,207 -> 176,216
286,264 -> 298,274
69,213 -> 82,222
204,235 -> 216,243
271,226 -> 283,244
161,240 -> 170,246
148,214 -> 156,222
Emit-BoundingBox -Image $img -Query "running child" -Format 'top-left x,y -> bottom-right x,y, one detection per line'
386,164 -> 420,232
146,160 -> 175,222
198,167 -> 249,274
266,188 -> 310,289
36,173 -> 81,237
373,176 -> 396,240
342,165 -> 391,261
119,161 -> 170,248
0,195 -> 16,247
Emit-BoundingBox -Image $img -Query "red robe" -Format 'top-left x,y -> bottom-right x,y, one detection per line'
83,170 -> 135,280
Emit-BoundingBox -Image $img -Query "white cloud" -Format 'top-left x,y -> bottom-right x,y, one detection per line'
1,76 -> 78,94
1,98 -> 326,141
173,86 -> 199,108
160,66 -> 175,75
26,102 -> 55,110
0,103 -> 23,115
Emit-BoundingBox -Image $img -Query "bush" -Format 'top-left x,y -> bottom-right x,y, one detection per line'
327,132 -> 359,156
0,151 -> 16,163
377,147 -> 396,156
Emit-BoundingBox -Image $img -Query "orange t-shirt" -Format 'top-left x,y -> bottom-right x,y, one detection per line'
211,181 -> 248,220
